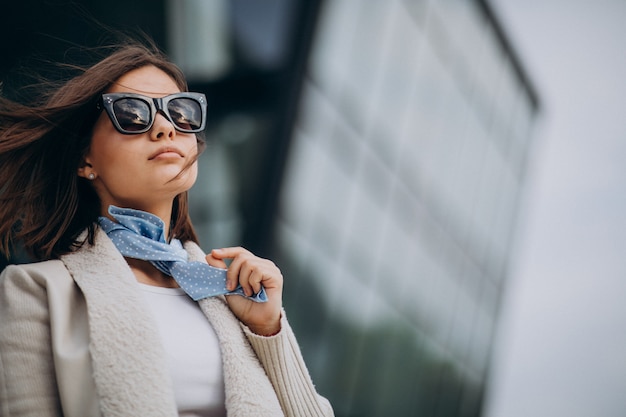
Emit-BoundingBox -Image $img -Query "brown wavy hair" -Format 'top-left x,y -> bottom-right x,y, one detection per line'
0,40 -> 205,261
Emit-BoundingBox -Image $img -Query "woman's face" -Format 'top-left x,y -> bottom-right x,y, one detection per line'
81,65 -> 199,215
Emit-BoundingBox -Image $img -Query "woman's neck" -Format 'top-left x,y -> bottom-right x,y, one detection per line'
102,201 -> 173,240
126,257 -> 179,288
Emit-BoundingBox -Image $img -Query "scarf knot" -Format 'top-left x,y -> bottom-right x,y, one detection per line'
98,206 -> 267,302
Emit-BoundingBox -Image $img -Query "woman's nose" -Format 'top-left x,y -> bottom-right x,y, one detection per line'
150,112 -> 176,140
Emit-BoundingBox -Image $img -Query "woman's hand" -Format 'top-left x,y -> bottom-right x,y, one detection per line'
206,247 -> 283,336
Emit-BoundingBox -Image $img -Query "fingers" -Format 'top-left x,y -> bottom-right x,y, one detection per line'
212,247 -> 283,335
238,262 -> 264,297
211,247 -> 282,296
211,247 -> 248,291
205,252 -> 228,269
248,268 -> 264,296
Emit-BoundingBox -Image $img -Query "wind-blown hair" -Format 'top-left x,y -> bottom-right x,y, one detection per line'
0,41 -> 205,261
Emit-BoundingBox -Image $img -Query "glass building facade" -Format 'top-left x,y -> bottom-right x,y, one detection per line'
1,1 -> 539,416
272,1 -> 538,416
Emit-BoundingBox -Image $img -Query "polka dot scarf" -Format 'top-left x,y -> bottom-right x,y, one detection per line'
98,205 -> 267,302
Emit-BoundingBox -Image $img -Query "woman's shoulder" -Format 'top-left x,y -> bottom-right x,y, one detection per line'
0,260 -> 73,300
2,258 -> 67,274
0,231 -> 100,280
0,259 -> 77,306
1,259 -> 71,285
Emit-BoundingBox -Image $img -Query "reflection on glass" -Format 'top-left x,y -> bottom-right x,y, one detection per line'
274,1 -> 539,416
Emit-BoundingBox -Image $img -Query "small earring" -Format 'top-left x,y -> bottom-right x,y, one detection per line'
88,173 -> 96,180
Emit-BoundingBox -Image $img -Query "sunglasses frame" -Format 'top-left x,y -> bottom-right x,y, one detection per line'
97,92 -> 207,135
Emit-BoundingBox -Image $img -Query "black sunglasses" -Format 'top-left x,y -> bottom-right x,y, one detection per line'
97,92 -> 207,134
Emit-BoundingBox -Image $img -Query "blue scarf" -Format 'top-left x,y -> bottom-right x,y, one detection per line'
98,206 -> 267,302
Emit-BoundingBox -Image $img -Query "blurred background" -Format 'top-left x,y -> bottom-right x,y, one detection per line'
1,1 -> 623,416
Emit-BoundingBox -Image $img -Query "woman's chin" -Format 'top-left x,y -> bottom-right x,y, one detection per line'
157,164 -> 198,188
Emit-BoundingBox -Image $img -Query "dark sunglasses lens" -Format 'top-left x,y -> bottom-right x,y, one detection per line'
113,98 -> 151,132
167,98 -> 203,131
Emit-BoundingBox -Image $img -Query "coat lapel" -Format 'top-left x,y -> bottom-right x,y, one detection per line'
60,229 -> 283,417
185,243 -> 284,416
61,229 -> 178,417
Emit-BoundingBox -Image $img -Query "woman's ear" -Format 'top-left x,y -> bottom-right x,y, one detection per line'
77,161 -> 95,179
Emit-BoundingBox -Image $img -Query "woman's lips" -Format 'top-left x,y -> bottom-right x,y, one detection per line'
149,146 -> 184,160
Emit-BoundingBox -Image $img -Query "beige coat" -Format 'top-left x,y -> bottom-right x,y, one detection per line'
0,229 -> 333,417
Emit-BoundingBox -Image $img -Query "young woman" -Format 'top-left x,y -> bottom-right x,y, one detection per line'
0,42 -> 333,417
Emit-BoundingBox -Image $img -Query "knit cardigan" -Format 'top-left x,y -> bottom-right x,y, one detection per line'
0,228 -> 333,417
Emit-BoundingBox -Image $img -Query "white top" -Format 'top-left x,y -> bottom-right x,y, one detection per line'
138,284 -> 226,417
